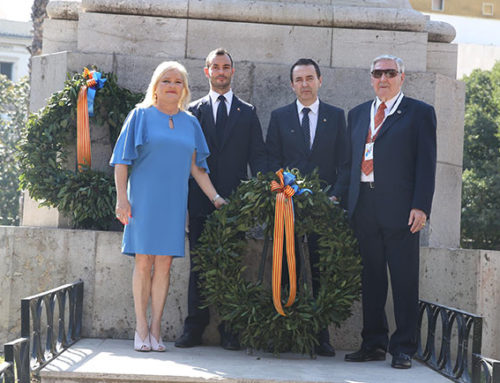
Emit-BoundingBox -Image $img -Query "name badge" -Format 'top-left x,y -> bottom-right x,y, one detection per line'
364,143 -> 374,161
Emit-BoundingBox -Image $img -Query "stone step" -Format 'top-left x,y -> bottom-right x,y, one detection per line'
40,338 -> 452,383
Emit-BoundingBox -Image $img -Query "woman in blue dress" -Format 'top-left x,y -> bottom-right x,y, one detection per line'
110,61 -> 225,352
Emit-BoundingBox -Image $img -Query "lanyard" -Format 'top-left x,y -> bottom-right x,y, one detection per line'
369,92 -> 404,138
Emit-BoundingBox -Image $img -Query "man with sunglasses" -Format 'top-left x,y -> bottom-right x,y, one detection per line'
344,55 -> 437,369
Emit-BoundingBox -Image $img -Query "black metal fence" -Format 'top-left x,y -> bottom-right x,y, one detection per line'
1,280 -> 83,383
417,299 -> 499,383
473,354 -> 500,383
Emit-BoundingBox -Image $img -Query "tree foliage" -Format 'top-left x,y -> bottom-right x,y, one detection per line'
0,75 -> 29,225
461,62 -> 500,250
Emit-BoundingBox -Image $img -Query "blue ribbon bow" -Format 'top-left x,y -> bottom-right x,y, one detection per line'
282,171 -> 312,196
87,71 -> 106,117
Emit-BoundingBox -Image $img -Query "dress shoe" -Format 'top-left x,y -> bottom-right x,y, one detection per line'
344,347 -> 386,362
315,341 -> 336,357
174,331 -> 202,348
220,332 -> 241,350
218,324 -> 240,350
391,352 -> 412,369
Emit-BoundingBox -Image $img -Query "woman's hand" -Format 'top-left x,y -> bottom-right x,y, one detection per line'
116,199 -> 132,225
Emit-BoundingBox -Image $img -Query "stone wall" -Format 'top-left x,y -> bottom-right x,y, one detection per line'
1,226 -> 499,358
24,53 -> 464,249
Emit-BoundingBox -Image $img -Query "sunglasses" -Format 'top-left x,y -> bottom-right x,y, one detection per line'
371,69 -> 400,79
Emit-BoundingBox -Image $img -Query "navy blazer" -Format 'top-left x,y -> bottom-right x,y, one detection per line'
188,94 -> 267,218
346,96 -> 437,228
266,100 -> 349,198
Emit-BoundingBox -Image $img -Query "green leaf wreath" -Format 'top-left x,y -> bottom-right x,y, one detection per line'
18,69 -> 143,229
195,171 -> 362,356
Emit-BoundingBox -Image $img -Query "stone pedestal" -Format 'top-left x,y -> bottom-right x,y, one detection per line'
2,227 -> 499,358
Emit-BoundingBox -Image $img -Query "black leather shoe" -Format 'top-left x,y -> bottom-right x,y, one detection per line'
391,352 -> 412,369
315,341 -> 336,357
220,332 -> 241,350
218,324 -> 241,351
174,331 -> 202,348
344,348 -> 386,362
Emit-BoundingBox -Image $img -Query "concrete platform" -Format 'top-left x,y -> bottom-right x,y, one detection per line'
40,338 -> 452,383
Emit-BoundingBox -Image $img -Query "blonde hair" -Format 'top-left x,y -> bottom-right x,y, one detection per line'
137,61 -> 191,110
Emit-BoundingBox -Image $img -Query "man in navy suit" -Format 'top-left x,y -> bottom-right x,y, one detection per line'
344,55 -> 436,369
266,58 -> 349,356
175,48 -> 267,350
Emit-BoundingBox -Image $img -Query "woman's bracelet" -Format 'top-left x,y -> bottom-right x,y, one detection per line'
212,194 -> 221,204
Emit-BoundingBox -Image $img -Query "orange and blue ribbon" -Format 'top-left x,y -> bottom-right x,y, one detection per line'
76,68 -> 106,171
270,169 -> 311,316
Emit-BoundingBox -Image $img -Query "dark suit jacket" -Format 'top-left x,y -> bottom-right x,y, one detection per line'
346,96 -> 437,228
188,94 -> 267,218
266,100 -> 349,198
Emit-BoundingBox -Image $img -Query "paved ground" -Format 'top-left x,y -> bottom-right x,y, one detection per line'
41,338 -> 452,383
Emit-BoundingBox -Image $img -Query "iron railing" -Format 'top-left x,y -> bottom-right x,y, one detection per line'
2,338 -> 30,383
1,280 -> 83,383
417,299 -> 485,383
0,361 -> 14,383
473,354 -> 500,383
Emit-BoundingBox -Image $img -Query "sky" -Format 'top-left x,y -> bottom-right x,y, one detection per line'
0,0 -> 33,22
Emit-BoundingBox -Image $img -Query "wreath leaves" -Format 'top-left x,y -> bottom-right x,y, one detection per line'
18,69 -> 142,229
195,171 -> 362,356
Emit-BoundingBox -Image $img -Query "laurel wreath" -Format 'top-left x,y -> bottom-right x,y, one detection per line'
18,69 -> 143,229
195,171 -> 362,356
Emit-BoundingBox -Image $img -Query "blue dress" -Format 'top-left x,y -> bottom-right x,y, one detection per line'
110,106 -> 210,257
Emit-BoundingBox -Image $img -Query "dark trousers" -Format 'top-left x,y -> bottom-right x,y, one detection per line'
283,234 -> 330,344
183,216 -> 209,335
353,183 -> 419,356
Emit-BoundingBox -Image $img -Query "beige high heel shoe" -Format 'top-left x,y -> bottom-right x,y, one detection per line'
134,331 -> 151,352
150,333 -> 166,352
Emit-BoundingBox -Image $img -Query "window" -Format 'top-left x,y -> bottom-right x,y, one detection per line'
431,0 -> 444,11
0,62 -> 13,80
482,3 -> 494,16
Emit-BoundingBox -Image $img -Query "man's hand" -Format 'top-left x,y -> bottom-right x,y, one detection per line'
214,196 -> 227,209
408,208 -> 427,234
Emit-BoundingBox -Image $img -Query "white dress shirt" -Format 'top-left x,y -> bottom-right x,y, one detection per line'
361,92 -> 404,182
296,98 -> 320,149
209,89 -> 233,123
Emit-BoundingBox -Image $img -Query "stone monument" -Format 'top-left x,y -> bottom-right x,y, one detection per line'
7,0 -> 497,359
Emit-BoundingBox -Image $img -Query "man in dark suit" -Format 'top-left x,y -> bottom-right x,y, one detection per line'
344,55 -> 437,369
175,48 -> 267,350
266,58 -> 349,356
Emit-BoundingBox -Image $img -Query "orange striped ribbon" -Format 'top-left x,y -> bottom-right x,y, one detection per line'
270,169 -> 297,316
76,85 -> 91,171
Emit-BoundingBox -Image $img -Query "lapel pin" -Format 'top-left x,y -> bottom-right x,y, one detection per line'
323,118 -> 327,122
237,107 -> 241,111
397,110 -> 402,114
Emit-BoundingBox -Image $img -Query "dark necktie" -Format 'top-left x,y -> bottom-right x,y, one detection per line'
216,95 -> 227,145
301,107 -> 311,151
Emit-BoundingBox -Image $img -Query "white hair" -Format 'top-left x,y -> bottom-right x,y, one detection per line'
370,55 -> 405,74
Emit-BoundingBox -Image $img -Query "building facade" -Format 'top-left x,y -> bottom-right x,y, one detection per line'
0,19 -> 32,81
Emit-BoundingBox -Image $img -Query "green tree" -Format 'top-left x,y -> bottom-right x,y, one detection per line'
0,75 -> 29,225
461,62 -> 500,250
